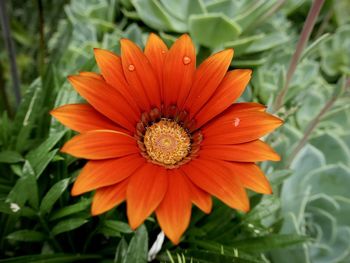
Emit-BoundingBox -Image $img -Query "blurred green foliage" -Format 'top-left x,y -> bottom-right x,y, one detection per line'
0,0 -> 350,262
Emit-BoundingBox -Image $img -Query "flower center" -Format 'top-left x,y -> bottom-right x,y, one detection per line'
143,119 -> 191,165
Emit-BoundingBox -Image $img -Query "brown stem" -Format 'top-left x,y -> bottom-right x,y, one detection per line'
273,0 -> 325,112
0,0 -> 21,106
37,0 -> 46,75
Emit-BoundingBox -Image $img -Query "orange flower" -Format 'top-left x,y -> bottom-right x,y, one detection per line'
51,34 -> 282,244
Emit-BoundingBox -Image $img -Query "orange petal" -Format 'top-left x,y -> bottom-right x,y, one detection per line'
229,102 -> 266,112
156,169 -> 192,244
144,33 -> 168,86
51,104 -> 128,134
183,49 -> 234,117
182,173 -> 212,214
79,72 -> 104,80
162,34 -> 196,108
91,179 -> 129,215
200,140 -> 281,162
68,75 -> 138,131
225,162 -> 272,194
181,158 -> 249,212
195,70 -> 252,128
93,49 -> 141,114
120,39 -> 161,109
127,163 -> 168,229
61,130 -> 138,159
71,154 -> 145,196
202,110 -> 283,145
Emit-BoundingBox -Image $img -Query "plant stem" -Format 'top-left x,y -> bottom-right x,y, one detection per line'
37,0 -> 46,76
273,0 -> 325,112
286,78 -> 349,167
0,0 -> 21,106
0,63 -> 13,117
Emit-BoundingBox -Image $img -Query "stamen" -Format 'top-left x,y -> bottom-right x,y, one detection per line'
143,120 -> 191,165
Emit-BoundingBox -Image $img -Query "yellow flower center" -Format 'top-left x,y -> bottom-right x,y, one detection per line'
144,119 -> 191,165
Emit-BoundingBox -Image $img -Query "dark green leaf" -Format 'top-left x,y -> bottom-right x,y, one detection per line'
26,131 -> 65,178
114,238 -> 128,263
0,151 -> 23,163
0,254 -> 101,263
6,230 -> 46,242
122,224 -> 148,263
50,198 -> 91,221
52,218 -> 88,236
40,178 -> 70,214
102,220 -> 133,234
229,234 -> 308,252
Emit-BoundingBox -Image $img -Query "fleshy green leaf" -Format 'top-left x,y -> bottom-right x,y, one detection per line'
189,13 -> 241,48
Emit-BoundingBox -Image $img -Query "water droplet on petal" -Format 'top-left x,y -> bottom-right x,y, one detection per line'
128,64 -> 135,71
183,56 -> 191,65
161,50 -> 166,54
233,117 -> 240,127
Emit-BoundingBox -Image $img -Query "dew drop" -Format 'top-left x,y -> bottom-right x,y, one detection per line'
128,64 -> 135,71
233,117 -> 240,127
183,56 -> 191,65
161,50 -> 166,54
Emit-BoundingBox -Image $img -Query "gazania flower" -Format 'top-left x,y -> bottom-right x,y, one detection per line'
51,34 -> 282,244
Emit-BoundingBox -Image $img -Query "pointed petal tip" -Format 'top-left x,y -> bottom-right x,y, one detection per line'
128,219 -> 140,231
91,205 -> 105,216
70,188 -> 80,197
169,237 -> 181,245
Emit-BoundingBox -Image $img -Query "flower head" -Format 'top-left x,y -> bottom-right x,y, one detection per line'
51,34 -> 283,244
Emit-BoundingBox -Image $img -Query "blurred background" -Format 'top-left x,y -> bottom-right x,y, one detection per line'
0,0 -> 349,262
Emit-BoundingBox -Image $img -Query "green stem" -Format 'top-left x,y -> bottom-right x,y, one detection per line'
273,0 -> 325,112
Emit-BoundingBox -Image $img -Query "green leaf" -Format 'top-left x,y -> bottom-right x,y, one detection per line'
114,238 -> 128,263
158,249 -> 257,263
229,234 -> 308,252
50,198 -> 91,221
40,178 -> 70,214
122,224 -> 148,263
6,230 -> 46,242
0,254 -> 101,263
244,32 -> 289,54
302,164 -> 350,199
160,0 -> 206,22
26,131 -> 65,178
7,161 -> 39,209
131,0 -> 186,32
0,151 -> 23,163
310,133 -> 350,165
189,13 -> 241,48
52,218 -> 88,236
102,220 -> 133,234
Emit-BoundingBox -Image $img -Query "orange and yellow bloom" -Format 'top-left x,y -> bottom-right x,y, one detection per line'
51,34 -> 282,244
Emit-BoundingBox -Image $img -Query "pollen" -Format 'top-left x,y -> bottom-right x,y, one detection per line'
144,120 -> 191,165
